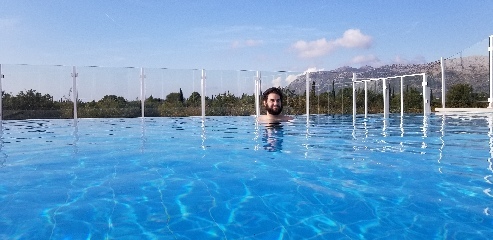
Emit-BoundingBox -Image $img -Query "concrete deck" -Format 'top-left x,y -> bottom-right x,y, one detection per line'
435,107 -> 493,114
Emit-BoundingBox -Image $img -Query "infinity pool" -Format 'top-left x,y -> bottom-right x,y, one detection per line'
0,114 -> 492,239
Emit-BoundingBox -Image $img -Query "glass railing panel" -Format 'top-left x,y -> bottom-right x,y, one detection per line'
144,68 -> 199,117
76,66 -> 140,118
1,64 -> 73,120
353,81 -> 366,115
205,70 -> 257,116
443,37 -> 489,108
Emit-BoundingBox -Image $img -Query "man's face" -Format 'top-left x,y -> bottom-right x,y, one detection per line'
264,93 -> 282,115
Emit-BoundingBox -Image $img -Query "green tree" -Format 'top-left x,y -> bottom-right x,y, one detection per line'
187,92 -> 201,107
447,83 -> 473,108
5,89 -> 56,110
98,95 -> 127,108
404,86 -> 422,112
165,92 -> 183,105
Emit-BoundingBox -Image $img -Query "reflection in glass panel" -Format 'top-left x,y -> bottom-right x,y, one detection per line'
2,64 -> 73,119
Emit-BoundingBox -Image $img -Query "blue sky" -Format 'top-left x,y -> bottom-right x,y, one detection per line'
1,0 -> 492,73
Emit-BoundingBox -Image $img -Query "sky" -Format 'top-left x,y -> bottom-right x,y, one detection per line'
0,0 -> 492,101
1,0 -> 492,72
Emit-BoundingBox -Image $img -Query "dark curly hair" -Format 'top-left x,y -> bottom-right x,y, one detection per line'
262,87 -> 283,103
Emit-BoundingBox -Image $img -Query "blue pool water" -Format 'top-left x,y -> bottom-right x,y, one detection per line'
0,114 -> 492,239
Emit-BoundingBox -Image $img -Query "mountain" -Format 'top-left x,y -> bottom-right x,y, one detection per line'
286,56 -> 489,96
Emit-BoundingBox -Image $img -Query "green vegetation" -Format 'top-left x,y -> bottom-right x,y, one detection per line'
1,83 -> 489,119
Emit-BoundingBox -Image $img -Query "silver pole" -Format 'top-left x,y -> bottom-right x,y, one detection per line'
364,80 -> 368,118
400,76 -> 404,117
422,73 -> 431,115
383,78 -> 388,118
352,73 -> 356,120
255,71 -> 261,117
140,68 -> 145,118
72,66 -> 78,122
306,72 -> 310,116
201,69 -> 206,118
441,57 -> 446,108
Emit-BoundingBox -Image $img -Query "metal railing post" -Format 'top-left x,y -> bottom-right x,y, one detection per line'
400,76 -> 404,117
255,71 -> 261,117
352,73 -> 356,120
383,78 -> 389,118
72,66 -> 78,123
201,69 -> 206,118
441,57 -> 446,108
364,80 -> 368,118
306,72 -> 310,117
422,73 -> 431,115
140,68 -> 146,118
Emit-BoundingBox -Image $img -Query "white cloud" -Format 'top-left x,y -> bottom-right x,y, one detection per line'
271,76 -> 282,87
282,67 -> 325,86
350,54 -> 381,66
303,67 -> 324,74
291,29 -> 373,58
230,39 -> 264,49
391,55 -> 426,65
334,29 -> 372,48
285,74 -> 298,85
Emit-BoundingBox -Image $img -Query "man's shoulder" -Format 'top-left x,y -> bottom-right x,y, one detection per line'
258,115 -> 293,123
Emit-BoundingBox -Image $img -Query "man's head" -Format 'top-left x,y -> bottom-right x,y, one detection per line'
262,87 -> 284,115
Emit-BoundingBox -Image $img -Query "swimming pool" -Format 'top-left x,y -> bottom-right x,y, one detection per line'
0,114 -> 492,239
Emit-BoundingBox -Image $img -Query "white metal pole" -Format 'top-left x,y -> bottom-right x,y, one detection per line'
352,73 -> 356,120
441,57 -> 446,108
306,72 -> 310,116
255,71 -> 261,117
254,77 -> 258,117
140,68 -> 145,118
201,69 -> 206,118
400,76 -> 404,117
383,78 -> 389,118
72,66 -> 78,122
489,35 -> 493,108
364,80 -> 368,118
422,73 -> 431,115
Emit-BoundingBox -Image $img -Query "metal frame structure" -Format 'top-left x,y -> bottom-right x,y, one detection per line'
352,73 -> 430,118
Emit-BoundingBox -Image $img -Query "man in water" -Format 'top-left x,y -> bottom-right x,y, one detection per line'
258,87 -> 293,123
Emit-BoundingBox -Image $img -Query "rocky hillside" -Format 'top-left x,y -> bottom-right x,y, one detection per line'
287,56 -> 489,96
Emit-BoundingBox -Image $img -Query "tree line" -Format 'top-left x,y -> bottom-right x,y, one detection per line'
1,83 -> 488,119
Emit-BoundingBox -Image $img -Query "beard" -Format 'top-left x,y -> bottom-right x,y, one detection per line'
265,105 -> 283,115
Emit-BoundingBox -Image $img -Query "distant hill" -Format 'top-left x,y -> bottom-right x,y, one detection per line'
286,56 -> 489,96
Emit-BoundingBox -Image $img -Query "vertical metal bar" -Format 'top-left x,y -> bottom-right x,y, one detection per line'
140,68 -> 145,118
364,80 -> 368,118
72,66 -> 78,123
422,73 -> 431,115
255,71 -> 261,117
254,76 -> 258,117
352,73 -> 356,120
441,57 -> 446,108
306,72 -> 310,117
383,78 -> 389,118
201,69 -> 206,118
400,76 -> 404,117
